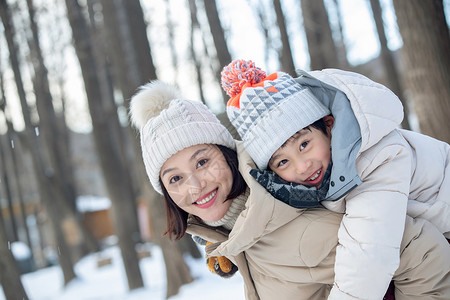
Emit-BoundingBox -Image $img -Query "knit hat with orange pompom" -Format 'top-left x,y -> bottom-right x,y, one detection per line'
129,81 -> 235,194
221,59 -> 330,170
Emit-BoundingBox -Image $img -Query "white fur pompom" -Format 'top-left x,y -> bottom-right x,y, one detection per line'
129,81 -> 182,129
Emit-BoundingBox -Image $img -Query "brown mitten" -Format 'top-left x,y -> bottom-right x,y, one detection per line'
206,242 -> 238,278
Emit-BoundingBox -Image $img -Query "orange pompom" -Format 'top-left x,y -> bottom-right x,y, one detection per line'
221,59 -> 267,97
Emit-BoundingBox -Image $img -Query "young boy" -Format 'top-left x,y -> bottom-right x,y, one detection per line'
221,59 -> 450,299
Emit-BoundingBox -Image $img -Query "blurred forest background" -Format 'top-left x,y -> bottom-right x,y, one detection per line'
0,0 -> 449,299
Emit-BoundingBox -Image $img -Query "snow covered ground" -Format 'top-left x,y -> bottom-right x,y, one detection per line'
0,244 -> 245,300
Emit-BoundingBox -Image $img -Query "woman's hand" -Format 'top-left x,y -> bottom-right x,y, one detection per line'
206,242 -> 238,278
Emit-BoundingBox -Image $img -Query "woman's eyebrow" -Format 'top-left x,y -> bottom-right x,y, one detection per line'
190,148 -> 208,161
161,148 -> 208,178
161,167 -> 175,178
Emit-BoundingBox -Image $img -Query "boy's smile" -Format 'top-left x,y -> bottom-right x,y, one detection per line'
305,168 -> 325,186
269,116 -> 334,188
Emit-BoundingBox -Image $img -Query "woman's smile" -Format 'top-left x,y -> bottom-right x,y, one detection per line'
194,188 -> 218,208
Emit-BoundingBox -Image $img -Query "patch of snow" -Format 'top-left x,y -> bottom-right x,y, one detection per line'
0,244 -> 245,300
11,241 -> 32,260
76,195 -> 111,212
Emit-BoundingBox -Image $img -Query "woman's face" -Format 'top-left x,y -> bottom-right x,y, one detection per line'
160,144 -> 233,222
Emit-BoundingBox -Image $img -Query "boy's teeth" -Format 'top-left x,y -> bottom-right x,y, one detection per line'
196,190 -> 217,205
309,170 -> 321,181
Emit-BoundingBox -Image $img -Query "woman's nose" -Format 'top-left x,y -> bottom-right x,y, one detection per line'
187,174 -> 206,194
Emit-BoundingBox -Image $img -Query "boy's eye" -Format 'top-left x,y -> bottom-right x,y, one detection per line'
169,175 -> 182,184
197,159 -> 208,168
299,141 -> 309,151
277,159 -> 288,168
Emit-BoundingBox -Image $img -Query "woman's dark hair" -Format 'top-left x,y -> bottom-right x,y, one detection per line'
160,144 -> 247,240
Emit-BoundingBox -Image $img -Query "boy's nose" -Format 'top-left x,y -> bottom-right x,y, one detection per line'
295,159 -> 312,176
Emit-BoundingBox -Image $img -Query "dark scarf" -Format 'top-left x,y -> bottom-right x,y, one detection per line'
250,161 -> 333,208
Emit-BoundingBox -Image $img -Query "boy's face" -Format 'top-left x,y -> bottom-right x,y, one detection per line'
268,116 -> 334,188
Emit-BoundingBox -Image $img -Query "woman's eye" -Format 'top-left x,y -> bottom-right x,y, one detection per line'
277,159 -> 288,168
299,141 -> 309,151
169,175 -> 181,184
197,159 -> 208,168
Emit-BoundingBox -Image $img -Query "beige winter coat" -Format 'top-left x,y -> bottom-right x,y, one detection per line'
187,142 -> 450,300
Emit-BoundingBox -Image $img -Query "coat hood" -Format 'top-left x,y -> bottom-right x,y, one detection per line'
302,69 -> 404,153
294,69 -> 404,203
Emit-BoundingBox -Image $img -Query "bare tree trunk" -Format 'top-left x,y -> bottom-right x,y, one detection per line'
161,237 -> 194,298
45,0 -> 78,200
140,158 -> 195,298
7,132 -> 34,252
34,205 -> 48,268
0,88 -> 34,256
0,0 -> 76,285
87,0 -> 141,210
188,0 -> 206,104
98,0 -> 156,237
331,0 -> 349,68
143,185 -> 193,298
1,79 -> 34,253
202,0 -> 232,69
249,0 -> 274,68
0,2 -> 31,251
100,2 -> 195,295
0,136 -> 18,242
124,0 -> 157,83
189,0 -> 224,105
89,4 -> 143,238
8,134 -> 34,250
202,0 -> 232,102
64,0 -> 143,290
164,0 -> 178,83
392,0 -> 450,142
177,235 -> 202,259
193,1 -> 219,85
26,0 -> 99,259
27,0 -> 78,213
0,218 -> 28,300
273,0 -> 296,75
0,201 -> 5,237
100,0 -> 149,198
100,0 -> 157,197
301,0 -> 339,70
369,0 -> 411,130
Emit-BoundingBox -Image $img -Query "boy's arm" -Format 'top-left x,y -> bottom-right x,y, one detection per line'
328,139 -> 411,299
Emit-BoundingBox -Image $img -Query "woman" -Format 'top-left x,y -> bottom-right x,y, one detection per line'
129,81 -> 450,300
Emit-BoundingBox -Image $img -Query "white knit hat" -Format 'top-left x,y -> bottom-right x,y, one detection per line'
222,60 -> 330,170
129,81 -> 235,194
